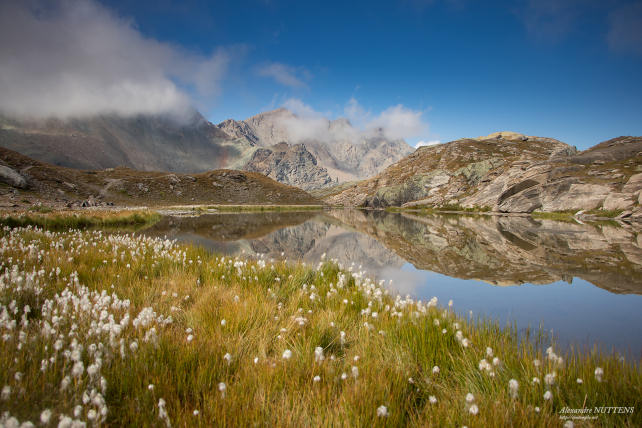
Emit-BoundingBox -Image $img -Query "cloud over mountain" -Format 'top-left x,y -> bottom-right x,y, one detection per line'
0,0 -> 229,119
279,98 -> 429,143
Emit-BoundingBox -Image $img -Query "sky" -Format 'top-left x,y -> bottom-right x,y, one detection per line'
1,0 -> 642,149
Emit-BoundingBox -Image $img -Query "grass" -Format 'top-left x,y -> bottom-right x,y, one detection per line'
0,210 -> 161,230
387,204 -> 492,214
531,211 -> 579,222
205,204 -> 324,212
0,218 -> 640,426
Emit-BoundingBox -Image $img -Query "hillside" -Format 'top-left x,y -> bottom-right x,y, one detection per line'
218,108 -> 414,183
0,111 -> 257,173
325,132 -> 642,218
0,146 -> 319,208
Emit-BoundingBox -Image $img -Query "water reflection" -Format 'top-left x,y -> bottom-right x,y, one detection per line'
141,209 -> 642,355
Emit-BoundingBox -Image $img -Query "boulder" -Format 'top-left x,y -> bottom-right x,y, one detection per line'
540,182 -> 610,211
497,186 -> 542,213
602,192 -> 634,211
0,165 -> 28,189
622,173 -> 642,194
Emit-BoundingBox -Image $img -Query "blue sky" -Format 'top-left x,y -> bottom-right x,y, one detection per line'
2,0 -> 642,149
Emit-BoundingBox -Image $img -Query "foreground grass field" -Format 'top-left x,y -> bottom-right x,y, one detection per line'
0,222 -> 640,426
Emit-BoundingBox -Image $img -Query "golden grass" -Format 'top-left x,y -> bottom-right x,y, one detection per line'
0,223 -> 639,426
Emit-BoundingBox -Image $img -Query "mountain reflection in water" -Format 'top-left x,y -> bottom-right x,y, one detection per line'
141,209 -> 642,355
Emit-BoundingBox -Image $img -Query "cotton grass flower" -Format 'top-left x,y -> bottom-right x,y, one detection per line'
577,378 -> 583,384
544,390 -> 552,401
218,382 -> 226,398
429,395 -> 437,404
469,404 -> 479,415
594,367 -> 604,382
40,409 -> 52,424
313,375 -> 321,383
223,352 -> 232,364
376,405 -> 388,417
509,379 -> 519,398
314,347 -> 325,363
432,366 -> 440,375
282,349 -> 292,360
544,372 -> 556,385
351,366 -> 359,379
465,393 -> 475,403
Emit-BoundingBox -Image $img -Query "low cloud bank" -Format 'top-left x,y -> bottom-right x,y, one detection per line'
0,0 -> 229,119
278,98 -> 429,144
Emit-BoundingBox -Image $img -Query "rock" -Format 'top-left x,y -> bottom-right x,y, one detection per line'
497,186 -> 542,213
0,164 -> 28,188
622,173 -> 642,193
541,183 -> 610,211
602,193 -> 633,211
243,143 -> 332,190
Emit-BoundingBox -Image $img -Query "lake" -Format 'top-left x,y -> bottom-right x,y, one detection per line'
141,209 -> 642,358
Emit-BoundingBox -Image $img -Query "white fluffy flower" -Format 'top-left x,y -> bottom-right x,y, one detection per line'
432,366 -> 440,375
594,367 -> 604,382
282,349 -> 292,360
509,379 -> 519,398
376,405 -> 388,417
469,404 -> 479,415
313,375 -> 321,383
40,409 -> 52,424
429,395 -> 437,404
544,390 -> 553,401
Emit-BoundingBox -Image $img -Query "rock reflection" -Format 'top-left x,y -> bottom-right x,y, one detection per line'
325,209 -> 642,294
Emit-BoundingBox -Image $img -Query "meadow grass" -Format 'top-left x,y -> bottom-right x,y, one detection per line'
0,224 -> 640,427
0,210 -> 160,231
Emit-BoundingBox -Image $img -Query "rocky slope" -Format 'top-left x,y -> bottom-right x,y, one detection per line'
0,146 -> 319,208
325,132 -> 642,218
243,142 -> 332,190
218,108 -> 414,183
0,111 -> 257,173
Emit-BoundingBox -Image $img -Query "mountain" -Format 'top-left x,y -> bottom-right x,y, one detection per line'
243,142 -> 333,190
217,108 -> 414,183
0,146 -> 319,208
0,110 -> 257,173
324,132 -> 642,218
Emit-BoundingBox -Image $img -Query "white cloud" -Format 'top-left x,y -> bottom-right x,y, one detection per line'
275,98 -> 429,144
367,104 -> 428,140
415,140 -> 441,148
257,62 -> 309,88
0,0 -> 230,119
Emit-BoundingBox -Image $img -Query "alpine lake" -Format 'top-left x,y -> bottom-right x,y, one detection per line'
140,208 -> 642,359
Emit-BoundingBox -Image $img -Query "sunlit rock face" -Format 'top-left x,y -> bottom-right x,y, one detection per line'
325,133 -> 642,218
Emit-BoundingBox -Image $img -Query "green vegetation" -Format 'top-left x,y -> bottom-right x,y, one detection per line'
387,204 -> 492,214
204,204 -> 324,212
586,209 -> 624,218
531,211 -> 579,222
0,218 -> 639,426
0,210 -> 160,230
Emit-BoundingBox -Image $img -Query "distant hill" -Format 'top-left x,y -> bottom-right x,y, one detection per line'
324,132 -> 642,219
0,111 -> 258,173
0,146 -> 319,208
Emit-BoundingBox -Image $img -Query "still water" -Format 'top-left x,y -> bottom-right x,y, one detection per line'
140,209 -> 642,357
